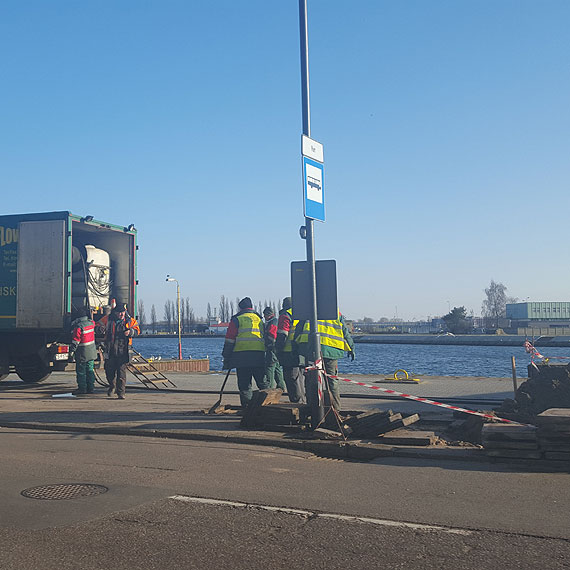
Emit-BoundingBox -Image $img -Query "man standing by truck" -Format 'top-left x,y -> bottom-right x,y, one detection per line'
104,304 -> 140,399
69,307 -> 97,395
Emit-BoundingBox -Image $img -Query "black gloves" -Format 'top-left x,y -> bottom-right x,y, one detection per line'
348,351 -> 355,361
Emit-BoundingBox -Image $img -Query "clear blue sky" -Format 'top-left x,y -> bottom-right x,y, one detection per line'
2,1 -> 569,321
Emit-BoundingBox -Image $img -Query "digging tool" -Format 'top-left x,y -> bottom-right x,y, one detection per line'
208,368 -> 232,414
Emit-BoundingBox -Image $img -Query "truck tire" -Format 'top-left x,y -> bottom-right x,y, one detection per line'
0,350 -> 8,380
15,358 -> 51,383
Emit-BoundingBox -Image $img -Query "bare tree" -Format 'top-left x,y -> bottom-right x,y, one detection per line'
219,295 -> 231,322
219,296 -> 226,322
150,304 -> 157,334
229,300 -> 234,316
185,297 -> 195,331
207,302 -> 212,322
180,298 -> 186,334
164,300 -> 174,333
137,299 -> 146,332
482,280 -> 517,328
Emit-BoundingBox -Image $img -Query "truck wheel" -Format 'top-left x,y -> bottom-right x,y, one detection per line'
15,359 -> 51,383
0,351 -> 8,380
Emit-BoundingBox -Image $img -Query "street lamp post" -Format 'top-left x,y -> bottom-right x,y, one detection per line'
166,275 -> 182,360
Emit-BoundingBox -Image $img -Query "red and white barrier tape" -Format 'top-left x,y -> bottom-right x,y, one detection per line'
327,375 -> 520,424
524,339 -> 570,366
305,359 -> 325,405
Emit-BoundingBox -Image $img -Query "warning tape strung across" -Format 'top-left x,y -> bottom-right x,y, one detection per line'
307,359 -> 521,424
328,375 -> 520,424
524,339 -> 570,365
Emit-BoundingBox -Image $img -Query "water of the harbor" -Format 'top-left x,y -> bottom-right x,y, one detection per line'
132,336 -> 570,378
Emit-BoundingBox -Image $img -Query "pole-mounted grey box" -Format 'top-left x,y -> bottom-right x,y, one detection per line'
291,260 -> 338,321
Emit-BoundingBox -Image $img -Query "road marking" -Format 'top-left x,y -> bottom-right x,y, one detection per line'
169,495 -> 472,536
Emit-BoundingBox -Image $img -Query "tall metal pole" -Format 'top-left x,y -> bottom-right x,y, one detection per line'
167,275 -> 183,360
299,0 -> 323,427
176,281 -> 182,360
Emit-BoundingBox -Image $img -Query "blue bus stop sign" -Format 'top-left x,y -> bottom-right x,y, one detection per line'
303,156 -> 325,222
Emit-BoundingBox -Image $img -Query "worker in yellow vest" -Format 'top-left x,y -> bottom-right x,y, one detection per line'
294,311 -> 354,411
276,297 -> 305,403
222,297 -> 269,407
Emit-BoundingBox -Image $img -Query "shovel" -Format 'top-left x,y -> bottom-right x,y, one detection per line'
208,368 -> 232,414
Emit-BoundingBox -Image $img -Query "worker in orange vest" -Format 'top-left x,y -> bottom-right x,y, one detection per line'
104,304 -> 140,399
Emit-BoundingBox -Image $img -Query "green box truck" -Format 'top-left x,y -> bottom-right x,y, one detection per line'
0,211 -> 137,383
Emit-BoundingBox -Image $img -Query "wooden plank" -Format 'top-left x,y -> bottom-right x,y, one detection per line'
544,452 -> 570,461
486,450 -> 542,459
482,424 -> 537,435
344,410 -> 392,428
380,429 -> 436,446
539,443 -> 570,452
537,408 -> 570,418
313,428 -> 344,439
484,441 -> 539,450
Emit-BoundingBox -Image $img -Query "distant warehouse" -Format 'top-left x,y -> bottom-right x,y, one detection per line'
507,302 -> 570,335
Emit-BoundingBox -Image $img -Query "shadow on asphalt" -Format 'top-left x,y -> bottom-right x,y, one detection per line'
0,410 -> 241,431
371,455 -> 570,474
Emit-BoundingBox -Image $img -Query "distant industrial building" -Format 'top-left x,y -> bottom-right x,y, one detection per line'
506,302 -> 570,335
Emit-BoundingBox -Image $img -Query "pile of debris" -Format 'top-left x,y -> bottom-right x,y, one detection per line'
341,410 -> 437,445
505,363 -> 570,416
239,392 -> 437,445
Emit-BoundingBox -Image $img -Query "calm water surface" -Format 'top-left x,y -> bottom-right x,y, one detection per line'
132,336 -> 570,378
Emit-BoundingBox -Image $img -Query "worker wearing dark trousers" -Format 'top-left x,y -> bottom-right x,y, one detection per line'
69,307 -> 97,394
222,297 -> 269,407
104,304 -> 140,399
276,297 -> 306,403
294,311 -> 354,411
263,307 -> 286,391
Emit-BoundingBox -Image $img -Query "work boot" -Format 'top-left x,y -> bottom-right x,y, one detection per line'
117,394 -> 125,400
107,387 -> 113,397
73,389 -> 87,395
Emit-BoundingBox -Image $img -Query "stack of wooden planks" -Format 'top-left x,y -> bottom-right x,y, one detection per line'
535,408 -> 570,461
481,423 -> 540,459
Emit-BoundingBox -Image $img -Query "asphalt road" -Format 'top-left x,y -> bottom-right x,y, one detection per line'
0,428 -> 569,569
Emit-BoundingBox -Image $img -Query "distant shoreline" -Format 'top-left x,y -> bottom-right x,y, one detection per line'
354,334 -> 570,347
137,333 -> 223,339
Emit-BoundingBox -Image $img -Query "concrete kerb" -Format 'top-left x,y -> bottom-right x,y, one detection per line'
0,418 -> 481,463
2,419 -> 569,470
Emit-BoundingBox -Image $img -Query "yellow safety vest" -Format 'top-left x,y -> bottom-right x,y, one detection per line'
281,309 -> 298,353
295,313 -> 351,352
234,312 -> 265,352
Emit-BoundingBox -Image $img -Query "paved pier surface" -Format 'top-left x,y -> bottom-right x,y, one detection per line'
0,371 -> 519,463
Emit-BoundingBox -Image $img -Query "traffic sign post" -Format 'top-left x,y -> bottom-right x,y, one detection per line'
298,0 -> 325,429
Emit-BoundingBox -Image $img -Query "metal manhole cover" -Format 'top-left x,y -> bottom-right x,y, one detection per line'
21,483 -> 109,500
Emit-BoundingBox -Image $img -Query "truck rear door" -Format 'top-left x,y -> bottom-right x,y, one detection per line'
16,220 -> 67,329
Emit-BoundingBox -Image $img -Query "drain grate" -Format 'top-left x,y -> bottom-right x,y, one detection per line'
21,483 -> 109,500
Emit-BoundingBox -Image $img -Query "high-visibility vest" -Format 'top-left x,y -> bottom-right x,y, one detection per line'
234,312 -> 265,352
73,320 -> 95,348
295,313 -> 351,352
279,309 -> 298,353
